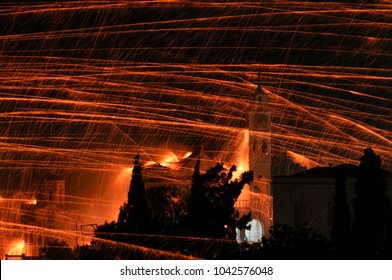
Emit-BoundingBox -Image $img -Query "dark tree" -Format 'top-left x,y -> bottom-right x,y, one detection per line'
188,158 -> 208,234
74,240 -> 118,260
146,185 -> 189,232
235,211 -> 252,242
330,166 -> 351,252
117,154 -> 151,233
259,223 -> 331,259
95,221 -> 116,233
352,148 -> 392,254
40,239 -> 73,260
188,161 -> 253,238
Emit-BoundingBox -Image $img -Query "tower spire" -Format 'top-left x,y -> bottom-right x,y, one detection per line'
256,71 -> 262,95
253,71 -> 268,103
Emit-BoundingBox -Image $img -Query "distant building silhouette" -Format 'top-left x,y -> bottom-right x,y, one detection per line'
272,164 -> 392,238
0,176 -> 82,259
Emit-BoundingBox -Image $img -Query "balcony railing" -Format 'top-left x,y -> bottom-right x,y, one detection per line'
234,200 -> 250,209
235,194 -> 273,218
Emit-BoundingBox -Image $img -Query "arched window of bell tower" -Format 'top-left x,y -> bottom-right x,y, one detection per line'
236,219 -> 264,243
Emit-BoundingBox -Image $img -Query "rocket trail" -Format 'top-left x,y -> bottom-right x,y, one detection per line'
0,0 -> 390,228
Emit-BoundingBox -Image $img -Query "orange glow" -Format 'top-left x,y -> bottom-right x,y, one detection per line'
28,199 -> 37,205
144,161 -> 156,167
0,0 -> 390,242
159,152 -> 182,168
231,129 -> 250,180
7,240 -> 25,256
164,152 -> 179,163
237,184 -> 251,203
183,151 -> 192,158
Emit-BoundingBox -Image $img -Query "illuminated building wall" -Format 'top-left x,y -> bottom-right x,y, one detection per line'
1,178 -> 81,259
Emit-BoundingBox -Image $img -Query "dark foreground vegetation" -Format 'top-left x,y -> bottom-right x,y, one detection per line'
47,148 -> 392,260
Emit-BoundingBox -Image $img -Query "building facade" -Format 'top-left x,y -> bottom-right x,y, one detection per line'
272,164 -> 392,238
1,177 -> 81,259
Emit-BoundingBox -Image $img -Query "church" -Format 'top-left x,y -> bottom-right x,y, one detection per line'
142,78 -> 273,242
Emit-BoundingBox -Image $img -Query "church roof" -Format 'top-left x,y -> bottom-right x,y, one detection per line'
177,145 -> 213,171
143,145 -> 215,187
144,145 -> 213,173
277,164 -> 392,178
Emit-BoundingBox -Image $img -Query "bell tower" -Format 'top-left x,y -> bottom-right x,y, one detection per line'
235,74 -> 273,242
248,76 -> 271,195
235,74 -> 273,241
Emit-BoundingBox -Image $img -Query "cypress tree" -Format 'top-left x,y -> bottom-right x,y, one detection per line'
352,148 -> 392,254
188,157 -> 208,235
117,154 -> 151,233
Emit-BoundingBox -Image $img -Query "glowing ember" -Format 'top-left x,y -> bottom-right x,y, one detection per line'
160,152 -> 180,166
28,199 -> 37,205
183,152 -> 192,158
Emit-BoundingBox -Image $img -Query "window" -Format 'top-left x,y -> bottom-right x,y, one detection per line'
236,219 -> 264,243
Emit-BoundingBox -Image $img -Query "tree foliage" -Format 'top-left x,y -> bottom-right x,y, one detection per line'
260,223 -> 331,259
40,239 -> 73,260
188,160 -> 253,238
95,221 -> 116,233
352,147 -> 392,254
146,185 -> 189,232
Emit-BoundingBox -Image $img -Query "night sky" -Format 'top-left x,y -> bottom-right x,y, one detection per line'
0,1 -> 390,221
